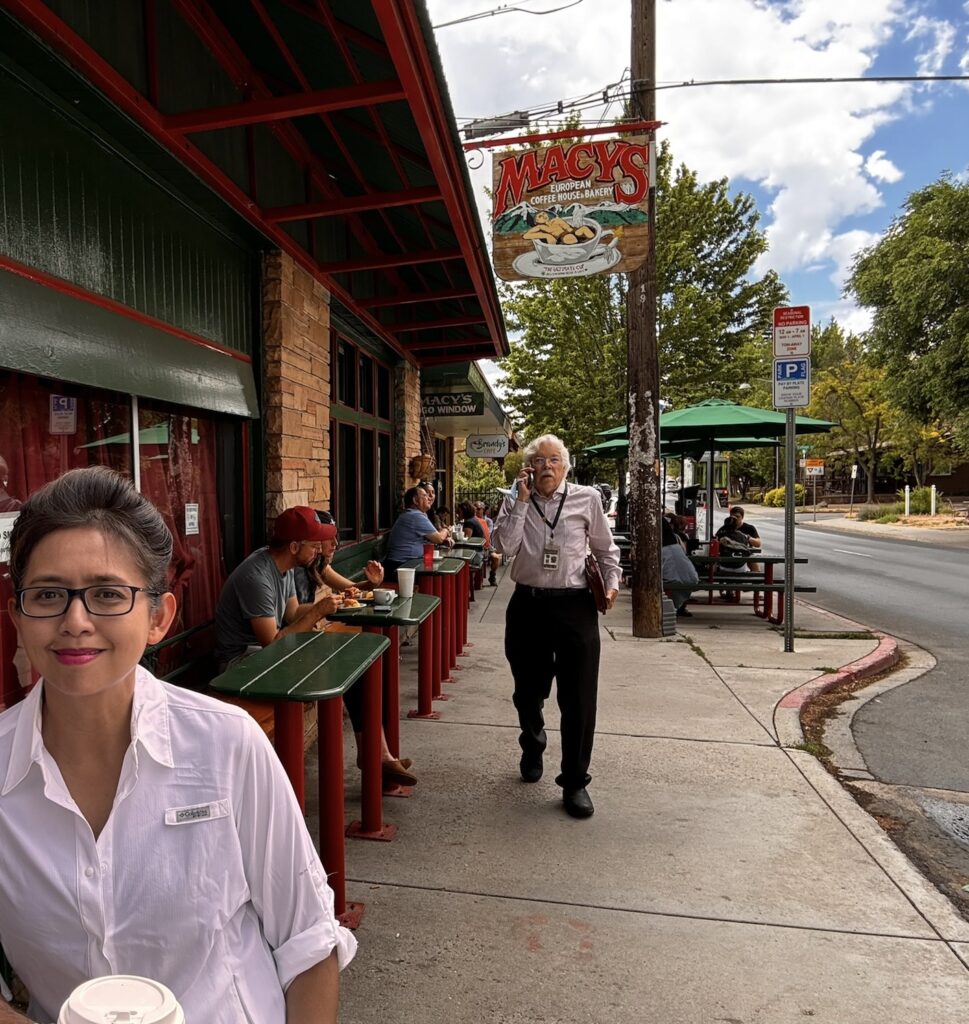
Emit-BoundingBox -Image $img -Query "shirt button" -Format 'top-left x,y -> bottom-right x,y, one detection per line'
100,862 -> 109,873
85,866 -> 95,878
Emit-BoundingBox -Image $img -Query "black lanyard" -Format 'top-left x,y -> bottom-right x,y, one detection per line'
530,484 -> 568,540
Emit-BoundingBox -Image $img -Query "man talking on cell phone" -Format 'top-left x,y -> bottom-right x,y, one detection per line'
491,434 -> 620,819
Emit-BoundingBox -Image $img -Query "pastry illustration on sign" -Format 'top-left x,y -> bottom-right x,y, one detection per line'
491,136 -> 651,282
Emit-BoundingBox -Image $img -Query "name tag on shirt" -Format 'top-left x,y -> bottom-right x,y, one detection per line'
164,799 -> 230,825
542,545 -> 560,571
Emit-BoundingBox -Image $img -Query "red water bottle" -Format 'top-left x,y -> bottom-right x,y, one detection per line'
423,543 -> 434,568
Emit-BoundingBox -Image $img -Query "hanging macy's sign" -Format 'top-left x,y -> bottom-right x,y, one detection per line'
492,135 -> 652,283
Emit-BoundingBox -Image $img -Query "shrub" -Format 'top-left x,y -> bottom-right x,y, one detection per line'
897,485 -> 951,515
763,484 -> 805,507
856,502 -> 902,521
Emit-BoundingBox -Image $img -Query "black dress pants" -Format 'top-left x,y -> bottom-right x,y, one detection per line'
504,585 -> 601,790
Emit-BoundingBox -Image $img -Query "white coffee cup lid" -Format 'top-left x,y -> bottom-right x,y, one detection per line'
59,976 -> 184,1024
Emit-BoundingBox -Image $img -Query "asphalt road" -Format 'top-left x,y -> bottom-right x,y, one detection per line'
752,509 -> 969,791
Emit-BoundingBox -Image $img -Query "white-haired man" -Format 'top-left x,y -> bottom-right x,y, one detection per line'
491,434 -> 620,819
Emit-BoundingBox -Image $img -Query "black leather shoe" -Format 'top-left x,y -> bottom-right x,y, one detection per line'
519,754 -> 543,783
563,787 -> 594,818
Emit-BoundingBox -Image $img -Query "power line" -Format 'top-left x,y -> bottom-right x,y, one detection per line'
455,70 -> 969,135
654,73 -> 969,90
433,0 -> 586,30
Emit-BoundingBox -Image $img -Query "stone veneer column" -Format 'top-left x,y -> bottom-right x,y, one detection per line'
394,361 -> 423,501
262,251 -> 331,527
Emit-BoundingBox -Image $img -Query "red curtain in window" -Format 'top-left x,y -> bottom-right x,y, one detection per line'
137,406 -> 226,678
0,371 -> 131,709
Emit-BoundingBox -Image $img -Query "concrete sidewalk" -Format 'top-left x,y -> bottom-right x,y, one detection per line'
325,577 -> 969,1023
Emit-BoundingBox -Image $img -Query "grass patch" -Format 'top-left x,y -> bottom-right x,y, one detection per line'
813,666 -> 838,674
771,628 -> 876,641
790,739 -> 830,759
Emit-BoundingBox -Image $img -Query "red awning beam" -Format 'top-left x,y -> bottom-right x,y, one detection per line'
373,0 -> 508,358
164,80 -> 406,133
360,287 -> 478,309
388,314 -> 486,333
461,119 -> 663,151
320,249 -> 463,274
266,185 -> 442,222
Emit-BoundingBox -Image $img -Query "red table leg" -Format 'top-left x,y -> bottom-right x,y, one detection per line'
273,701 -> 305,811
317,696 -> 362,928
435,575 -> 453,693
347,659 -> 397,842
405,577 -> 440,720
381,626 -> 401,757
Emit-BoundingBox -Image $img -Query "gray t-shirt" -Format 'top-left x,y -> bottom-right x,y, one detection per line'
214,548 -> 296,661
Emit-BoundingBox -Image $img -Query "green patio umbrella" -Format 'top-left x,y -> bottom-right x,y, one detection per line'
598,398 -> 836,443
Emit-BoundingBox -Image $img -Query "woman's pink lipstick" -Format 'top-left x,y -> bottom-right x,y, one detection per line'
53,649 -> 101,666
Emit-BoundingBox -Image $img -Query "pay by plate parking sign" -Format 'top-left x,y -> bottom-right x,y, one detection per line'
773,357 -> 811,408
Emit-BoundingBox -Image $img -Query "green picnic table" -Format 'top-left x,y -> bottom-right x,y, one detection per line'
400,556 -> 469,698
327,592 -> 441,734
210,630 -> 388,927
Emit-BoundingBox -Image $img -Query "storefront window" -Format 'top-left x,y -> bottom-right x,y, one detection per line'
0,372 -> 244,706
329,333 -> 394,543
0,371 -> 132,707
137,403 -> 228,679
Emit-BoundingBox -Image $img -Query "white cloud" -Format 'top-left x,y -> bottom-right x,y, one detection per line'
813,298 -> 874,336
865,149 -> 904,183
905,15 -> 957,73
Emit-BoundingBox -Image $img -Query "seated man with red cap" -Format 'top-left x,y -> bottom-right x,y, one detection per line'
214,506 -> 345,672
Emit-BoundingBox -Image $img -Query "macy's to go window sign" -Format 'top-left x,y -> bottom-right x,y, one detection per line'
422,392 -> 484,417
491,135 -> 652,283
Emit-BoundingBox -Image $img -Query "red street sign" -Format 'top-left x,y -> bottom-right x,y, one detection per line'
774,305 -> 810,328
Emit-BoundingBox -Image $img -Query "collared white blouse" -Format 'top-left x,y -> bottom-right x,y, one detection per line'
0,667 -> 356,1023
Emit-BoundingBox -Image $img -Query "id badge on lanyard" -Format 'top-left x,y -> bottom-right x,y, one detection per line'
532,485 -> 567,573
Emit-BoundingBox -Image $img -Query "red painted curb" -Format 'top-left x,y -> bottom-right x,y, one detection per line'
777,633 -> 900,710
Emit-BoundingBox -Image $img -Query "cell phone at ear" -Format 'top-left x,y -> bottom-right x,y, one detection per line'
526,469 -> 534,487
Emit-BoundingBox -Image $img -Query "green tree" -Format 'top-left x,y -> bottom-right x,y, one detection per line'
502,450 -> 523,484
847,175 -> 969,450
807,323 -> 897,504
498,141 -> 786,456
656,143 -> 785,406
454,452 -> 504,496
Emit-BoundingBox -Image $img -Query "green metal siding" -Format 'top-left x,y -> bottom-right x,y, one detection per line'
0,63 -> 256,356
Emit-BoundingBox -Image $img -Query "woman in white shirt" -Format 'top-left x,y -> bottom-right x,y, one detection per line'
0,466 -> 355,1024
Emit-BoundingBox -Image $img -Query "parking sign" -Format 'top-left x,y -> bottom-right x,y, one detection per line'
773,357 -> 811,408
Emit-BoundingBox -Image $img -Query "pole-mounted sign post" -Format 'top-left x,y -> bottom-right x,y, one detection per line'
772,306 -> 811,653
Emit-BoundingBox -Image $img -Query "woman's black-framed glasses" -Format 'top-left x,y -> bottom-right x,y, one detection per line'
16,585 -> 160,618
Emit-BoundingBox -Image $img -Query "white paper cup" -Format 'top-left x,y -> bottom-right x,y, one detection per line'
59,975 -> 184,1024
373,588 -> 395,606
396,567 -> 416,599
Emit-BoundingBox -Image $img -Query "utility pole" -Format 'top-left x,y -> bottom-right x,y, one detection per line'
628,0 -> 662,637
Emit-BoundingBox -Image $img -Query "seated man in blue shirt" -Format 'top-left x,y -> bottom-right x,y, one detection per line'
383,485 -> 451,580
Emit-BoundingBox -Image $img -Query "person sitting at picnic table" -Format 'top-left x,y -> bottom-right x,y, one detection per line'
214,505 -> 345,672
0,467 -> 355,1024
731,505 -> 762,570
294,512 -> 416,790
475,501 -> 501,586
662,515 -> 699,618
715,514 -> 753,600
458,500 -> 485,540
383,485 -> 452,581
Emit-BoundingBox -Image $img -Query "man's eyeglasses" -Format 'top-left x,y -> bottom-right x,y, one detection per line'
530,456 -> 562,467
16,585 -> 160,618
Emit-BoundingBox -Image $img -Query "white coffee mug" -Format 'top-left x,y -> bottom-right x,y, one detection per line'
396,567 -> 416,599
59,975 -> 184,1024
373,588 -> 394,606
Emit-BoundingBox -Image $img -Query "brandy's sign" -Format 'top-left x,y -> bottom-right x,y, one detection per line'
492,136 -> 651,282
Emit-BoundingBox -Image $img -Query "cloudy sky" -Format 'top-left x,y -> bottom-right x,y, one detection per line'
425,0 -> 969,349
